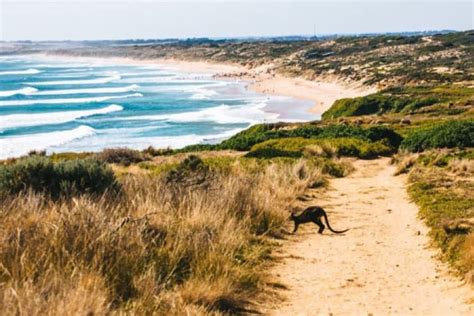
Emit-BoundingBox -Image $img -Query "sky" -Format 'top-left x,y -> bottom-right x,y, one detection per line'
0,0 -> 472,41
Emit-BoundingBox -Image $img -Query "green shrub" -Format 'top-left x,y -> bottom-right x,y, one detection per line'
244,148 -> 303,159
218,124 -> 277,151
0,157 -> 120,199
55,159 -> 120,197
0,157 -> 56,196
165,155 -> 212,187
251,137 -> 314,152
322,85 -> 473,119
50,152 -> 94,162
320,160 -> 346,178
322,95 -> 397,118
246,137 -> 393,160
175,143 -> 217,153
364,126 -> 403,148
217,123 -> 401,151
98,148 -> 149,166
142,146 -> 174,157
314,138 -> 392,159
401,121 -> 474,152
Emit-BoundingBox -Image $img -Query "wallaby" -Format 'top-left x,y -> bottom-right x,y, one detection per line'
290,206 -> 349,234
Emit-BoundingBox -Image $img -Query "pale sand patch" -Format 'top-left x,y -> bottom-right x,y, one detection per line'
264,158 -> 473,315
248,75 -> 376,114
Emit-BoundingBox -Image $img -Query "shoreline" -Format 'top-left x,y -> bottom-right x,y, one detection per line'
121,57 -> 378,115
40,53 -> 377,116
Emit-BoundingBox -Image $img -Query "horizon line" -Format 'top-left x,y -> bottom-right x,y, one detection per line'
2,29 -> 470,43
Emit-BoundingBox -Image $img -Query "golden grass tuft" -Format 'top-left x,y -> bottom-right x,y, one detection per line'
448,158 -> 474,177
0,157 -> 322,314
462,233 -> 474,283
393,152 -> 419,175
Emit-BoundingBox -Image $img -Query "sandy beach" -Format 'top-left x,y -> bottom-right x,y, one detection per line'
149,58 -> 377,115
42,54 -> 377,116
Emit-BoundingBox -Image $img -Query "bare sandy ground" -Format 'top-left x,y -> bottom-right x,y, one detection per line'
248,75 -> 376,114
264,158 -> 473,315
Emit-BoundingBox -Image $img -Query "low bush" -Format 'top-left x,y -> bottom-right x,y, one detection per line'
98,148 -> 150,166
165,155 -> 213,188
218,124 -> 278,151
217,123 -> 401,151
246,137 -> 393,160
50,152 -> 94,162
322,95 -> 397,118
244,148 -> 303,159
0,156 -> 120,199
401,120 -> 474,152
142,145 -> 174,157
322,85 -> 473,119
177,143 -> 217,153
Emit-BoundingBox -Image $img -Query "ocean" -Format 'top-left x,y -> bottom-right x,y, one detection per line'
0,55 -> 317,159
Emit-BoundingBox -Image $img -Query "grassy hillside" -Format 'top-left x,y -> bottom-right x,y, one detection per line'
2,30 -> 473,312
322,85 -> 474,119
50,31 -> 473,88
0,150 -> 355,314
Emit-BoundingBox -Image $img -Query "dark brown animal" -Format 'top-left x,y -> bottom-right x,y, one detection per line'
290,206 -> 349,234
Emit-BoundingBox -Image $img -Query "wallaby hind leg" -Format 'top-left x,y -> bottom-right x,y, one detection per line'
293,223 -> 299,234
313,218 -> 325,234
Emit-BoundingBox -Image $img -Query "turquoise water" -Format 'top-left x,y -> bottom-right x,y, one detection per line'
0,55 -> 316,159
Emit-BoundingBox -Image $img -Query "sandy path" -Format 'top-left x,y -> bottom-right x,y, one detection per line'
265,158 -> 472,315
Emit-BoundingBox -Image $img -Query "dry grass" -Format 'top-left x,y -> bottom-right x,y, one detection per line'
448,158 -> 474,177
406,149 -> 474,281
0,158 -> 322,315
392,152 -> 419,175
462,233 -> 474,283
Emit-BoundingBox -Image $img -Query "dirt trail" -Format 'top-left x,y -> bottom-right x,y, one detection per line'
266,158 -> 472,315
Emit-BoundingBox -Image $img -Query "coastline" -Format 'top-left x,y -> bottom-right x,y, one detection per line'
40,53 -> 377,116
134,58 -> 378,115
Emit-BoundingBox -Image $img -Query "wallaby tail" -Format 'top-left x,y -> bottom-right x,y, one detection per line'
322,211 -> 349,234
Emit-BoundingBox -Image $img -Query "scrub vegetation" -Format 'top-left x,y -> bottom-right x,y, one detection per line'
0,152 -> 340,314
1,30 -> 473,313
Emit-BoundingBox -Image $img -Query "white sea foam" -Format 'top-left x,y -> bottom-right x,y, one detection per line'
0,87 -> 38,97
120,70 -> 176,77
0,93 -> 142,106
138,81 -> 228,98
52,124 -> 246,154
0,105 -> 123,131
40,72 -> 91,78
26,75 -> 121,86
132,127 -> 245,148
34,85 -> 139,96
118,76 -> 213,84
123,101 -> 279,125
0,125 -> 96,159
0,68 -> 41,76
31,63 -> 96,69
144,133 -> 223,148
189,88 -> 218,100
